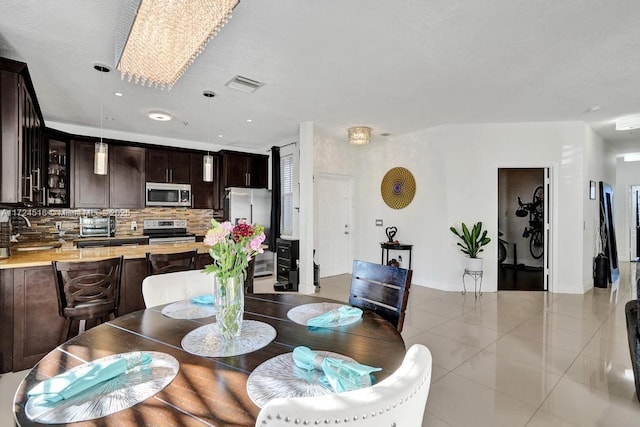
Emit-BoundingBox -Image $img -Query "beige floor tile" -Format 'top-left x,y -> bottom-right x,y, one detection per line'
422,411 -> 455,427
429,319 -> 503,348
453,350 -> 562,407
430,364 -> 450,383
581,332 -> 636,368
405,331 -> 482,371
485,334 -> 578,375
509,317 -> 593,353
426,372 -> 537,427
401,310 -> 452,338
564,353 -> 638,401
532,310 -> 603,337
0,370 -> 28,419
541,377 -> 640,427
415,300 -> 472,319
461,309 -> 529,333
525,410 -> 581,426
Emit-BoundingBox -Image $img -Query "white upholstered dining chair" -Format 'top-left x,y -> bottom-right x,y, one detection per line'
141,269 -> 213,308
255,344 -> 432,427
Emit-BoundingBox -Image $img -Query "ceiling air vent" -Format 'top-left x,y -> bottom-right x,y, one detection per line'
225,75 -> 265,93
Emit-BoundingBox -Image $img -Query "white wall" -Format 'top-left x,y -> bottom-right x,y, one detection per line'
615,157 -> 640,262
307,121 -> 616,294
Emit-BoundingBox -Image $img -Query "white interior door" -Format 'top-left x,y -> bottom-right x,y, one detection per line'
317,174 -> 353,277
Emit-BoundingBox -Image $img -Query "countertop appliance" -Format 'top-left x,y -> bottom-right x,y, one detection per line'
143,219 -> 196,244
79,216 -> 116,237
225,187 -> 274,277
146,182 -> 191,207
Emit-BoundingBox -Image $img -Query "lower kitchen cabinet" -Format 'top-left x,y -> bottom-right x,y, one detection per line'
3,257 -> 164,372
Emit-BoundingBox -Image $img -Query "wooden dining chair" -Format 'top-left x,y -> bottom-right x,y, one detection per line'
146,250 -> 197,275
244,257 -> 256,294
349,259 -> 413,332
255,344 -> 432,426
52,256 -> 124,344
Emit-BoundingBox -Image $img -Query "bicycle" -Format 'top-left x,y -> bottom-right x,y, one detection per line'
516,186 -> 544,259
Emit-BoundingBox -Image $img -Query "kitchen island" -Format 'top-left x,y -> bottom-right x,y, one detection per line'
0,241 -> 214,373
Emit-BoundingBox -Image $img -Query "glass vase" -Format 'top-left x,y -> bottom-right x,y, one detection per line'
214,274 -> 244,339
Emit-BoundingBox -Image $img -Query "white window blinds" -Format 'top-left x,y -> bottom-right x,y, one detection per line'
280,153 -> 293,235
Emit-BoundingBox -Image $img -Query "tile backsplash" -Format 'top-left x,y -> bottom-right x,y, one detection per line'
9,207 -> 222,243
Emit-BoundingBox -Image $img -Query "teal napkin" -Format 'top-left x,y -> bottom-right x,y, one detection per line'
190,294 -> 214,305
307,306 -> 363,327
292,346 -> 381,392
28,353 -> 152,404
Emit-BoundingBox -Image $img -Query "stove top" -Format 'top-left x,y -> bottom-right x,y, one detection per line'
143,219 -> 195,244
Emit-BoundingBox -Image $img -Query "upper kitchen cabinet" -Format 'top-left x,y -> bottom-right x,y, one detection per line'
43,128 -> 70,207
190,152 -> 219,209
0,58 -> 44,205
110,145 -> 145,208
72,140 -> 145,208
72,140 -> 109,208
146,148 -> 190,184
220,151 -> 268,189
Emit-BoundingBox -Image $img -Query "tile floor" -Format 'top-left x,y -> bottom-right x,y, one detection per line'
3,265 -> 640,426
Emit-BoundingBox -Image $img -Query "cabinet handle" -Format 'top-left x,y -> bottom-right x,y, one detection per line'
170,169 -> 173,182
165,169 -> 169,182
23,175 -> 33,202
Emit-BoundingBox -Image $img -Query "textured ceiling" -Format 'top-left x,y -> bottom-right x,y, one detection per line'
1,0 -> 640,153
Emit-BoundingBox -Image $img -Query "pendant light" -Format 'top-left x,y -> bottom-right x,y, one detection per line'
93,63 -> 111,175
202,90 -> 215,182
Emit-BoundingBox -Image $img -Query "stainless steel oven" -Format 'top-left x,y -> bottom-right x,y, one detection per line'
143,219 -> 196,244
145,182 -> 191,207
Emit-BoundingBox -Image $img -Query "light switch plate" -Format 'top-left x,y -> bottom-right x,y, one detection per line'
375,219 -> 383,226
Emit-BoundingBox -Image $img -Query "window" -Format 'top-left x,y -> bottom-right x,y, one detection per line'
280,153 -> 294,235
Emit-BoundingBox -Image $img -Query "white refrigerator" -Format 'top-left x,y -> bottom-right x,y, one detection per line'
226,187 -> 274,277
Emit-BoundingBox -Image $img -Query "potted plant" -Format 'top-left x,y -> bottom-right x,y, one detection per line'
450,221 -> 491,271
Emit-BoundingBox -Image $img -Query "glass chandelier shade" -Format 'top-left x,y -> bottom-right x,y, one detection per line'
203,154 -> 214,182
115,0 -> 239,90
94,142 -> 109,175
348,126 -> 372,145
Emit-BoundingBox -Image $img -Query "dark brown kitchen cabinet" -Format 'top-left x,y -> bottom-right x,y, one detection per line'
12,266 -> 66,371
72,140 -> 109,208
0,58 -> 45,205
146,148 -> 190,184
220,151 -> 268,189
110,145 -> 146,208
190,152 -> 219,209
44,129 -> 70,207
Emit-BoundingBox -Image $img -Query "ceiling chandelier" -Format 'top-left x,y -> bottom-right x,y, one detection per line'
348,126 -> 372,145
115,0 -> 239,90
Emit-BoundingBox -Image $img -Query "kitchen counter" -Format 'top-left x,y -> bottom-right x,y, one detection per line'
0,241 -> 211,269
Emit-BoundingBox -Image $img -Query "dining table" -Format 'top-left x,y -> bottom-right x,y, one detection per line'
13,292 -> 407,427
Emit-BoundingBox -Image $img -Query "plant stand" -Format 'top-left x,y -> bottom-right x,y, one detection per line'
462,269 -> 483,298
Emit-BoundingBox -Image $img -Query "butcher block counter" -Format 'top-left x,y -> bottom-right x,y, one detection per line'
0,242 -> 214,373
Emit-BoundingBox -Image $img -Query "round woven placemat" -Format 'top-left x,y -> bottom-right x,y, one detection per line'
380,167 -> 416,209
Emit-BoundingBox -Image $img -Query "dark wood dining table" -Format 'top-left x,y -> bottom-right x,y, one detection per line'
13,293 -> 407,427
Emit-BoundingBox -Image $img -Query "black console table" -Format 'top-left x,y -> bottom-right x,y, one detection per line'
380,242 -> 413,270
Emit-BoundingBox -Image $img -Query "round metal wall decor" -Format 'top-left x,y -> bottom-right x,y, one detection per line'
380,167 -> 416,209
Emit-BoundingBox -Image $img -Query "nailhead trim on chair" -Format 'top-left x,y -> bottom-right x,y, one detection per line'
260,374 -> 429,425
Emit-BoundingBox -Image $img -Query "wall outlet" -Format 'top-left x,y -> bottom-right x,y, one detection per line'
55,222 -> 62,231
131,221 -> 137,231
375,219 -> 383,226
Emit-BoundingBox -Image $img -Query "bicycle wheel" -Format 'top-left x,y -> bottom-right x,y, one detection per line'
533,186 -> 544,216
530,229 -> 544,259
498,241 -> 507,264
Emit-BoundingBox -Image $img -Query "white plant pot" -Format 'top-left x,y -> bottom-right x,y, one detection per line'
465,258 -> 483,272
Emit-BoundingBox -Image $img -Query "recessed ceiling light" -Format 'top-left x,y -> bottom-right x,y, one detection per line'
148,110 -> 172,121
114,92 -> 124,97
624,153 -> 640,162
585,105 -> 601,113
218,134 -> 224,138
616,114 -> 640,131
246,119 -> 252,123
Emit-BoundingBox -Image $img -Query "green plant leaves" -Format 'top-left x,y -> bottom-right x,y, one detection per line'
450,221 -> 491,258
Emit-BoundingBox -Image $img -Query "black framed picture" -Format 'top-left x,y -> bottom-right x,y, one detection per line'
589,181 -> 596,200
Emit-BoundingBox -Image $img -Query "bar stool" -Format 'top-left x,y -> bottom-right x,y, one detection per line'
52,256 -> 124,344
146,250 -> 197,275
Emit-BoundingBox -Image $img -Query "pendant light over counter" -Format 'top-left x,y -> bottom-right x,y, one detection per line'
93,63 -> 111,175
203,90 -> 215,182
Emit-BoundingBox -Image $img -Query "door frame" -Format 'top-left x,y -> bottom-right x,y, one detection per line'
496,165 -> 555,292
315,172 -> 354,277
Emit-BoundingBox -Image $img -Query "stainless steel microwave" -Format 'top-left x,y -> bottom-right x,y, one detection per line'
146,182 -> 191,207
